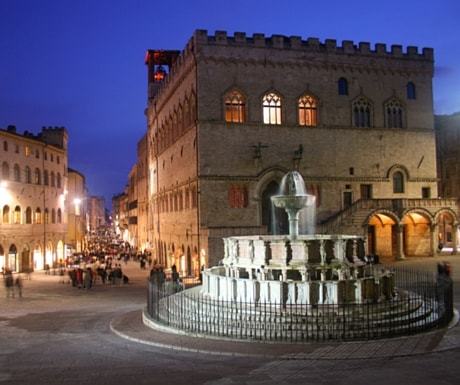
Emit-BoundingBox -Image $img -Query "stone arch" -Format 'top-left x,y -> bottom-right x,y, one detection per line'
401,210 -> 432,257
434,208 -> 458,223
254,167 -> 288,199
20,244 -> 31,272
8,244 -> 18,271
386,164 -> 410,180
33,243 -> 43,270
45,241 -> 54,267
435,209 -> 458,250
365,210 -> 399,262
401,207 -> 434,222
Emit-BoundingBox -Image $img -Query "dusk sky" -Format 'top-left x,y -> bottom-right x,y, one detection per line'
1,0 -> 459,207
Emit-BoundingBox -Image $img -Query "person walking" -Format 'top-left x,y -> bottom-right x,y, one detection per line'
4,269 -> 14,298
15,275 -> 23,298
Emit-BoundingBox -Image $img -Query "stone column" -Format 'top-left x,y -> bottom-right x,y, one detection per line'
452,223 -> 458,254
430,223 -> 438,257
396,224 -> 405,260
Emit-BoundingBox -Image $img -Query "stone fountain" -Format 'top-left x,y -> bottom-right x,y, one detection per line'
201,171 -> 395,305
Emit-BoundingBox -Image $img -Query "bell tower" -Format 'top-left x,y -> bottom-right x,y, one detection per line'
144,49 -> 180,101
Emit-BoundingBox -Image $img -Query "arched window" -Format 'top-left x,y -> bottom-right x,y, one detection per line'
262,92 -> 282,125
57,208 -> 62,223
407,82 -> 416,100
2,205 -> 10,224
34,168 -> 41,185
50,172 -> 55,187
393,171 -> 405,193
298,95 -> 318,127
14,164 -> 20,182
35,208 -> 42,224
352,96 -> 373,128
338,77 -> 348,95
25,207 -> 32,224
14,206 -> 21,224
2,162 -> 9,179
43,170 -> 49,185
51,208 -> 56,224
385,98 -> 405,128
25,166 -> 32,183
3,141 -> 8,151
56,173 -> 61,188
44,208 -> 49,224
224,90 -> 245,123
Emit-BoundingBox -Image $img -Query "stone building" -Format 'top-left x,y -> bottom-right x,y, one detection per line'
435,112 -> 460,247
0,125 -> 68,271
87,196 -> 106,233
112,191 -> 129,241
144,30 -> 458,273
67,168 -> 88,253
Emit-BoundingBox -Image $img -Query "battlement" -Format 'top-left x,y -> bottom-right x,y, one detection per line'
193,29 -> 434,60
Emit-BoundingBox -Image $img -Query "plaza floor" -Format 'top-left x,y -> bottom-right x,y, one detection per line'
1,257 -> 460,385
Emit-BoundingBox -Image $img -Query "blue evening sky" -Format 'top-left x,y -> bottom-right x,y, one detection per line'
1,0 -> 459,207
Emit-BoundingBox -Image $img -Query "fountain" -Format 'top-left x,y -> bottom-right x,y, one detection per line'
145,171 -> 452,341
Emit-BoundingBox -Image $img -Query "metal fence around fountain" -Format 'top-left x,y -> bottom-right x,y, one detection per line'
146,266 -> 453,342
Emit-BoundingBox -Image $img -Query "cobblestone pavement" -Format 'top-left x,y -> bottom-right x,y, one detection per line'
1,257 -> 460,385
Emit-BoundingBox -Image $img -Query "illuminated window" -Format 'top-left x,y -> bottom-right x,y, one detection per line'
44,208 -> 49,224
352,96 -> 372,128
393,171 -> 404,193
2,205 -> 10,224
34,168 -> 41,185
263,92 -> 282,125
44,170 -> 49,185
225,91 -> 245,123
25,167 -> 32,183
57,208 -> 62,223
407,82 -> 416,100
2,161 -> 9,179
14,164 -> 20,182
25,145 -> 30,157
14,206 -> 21,224
338,78 -> 348,95
25,207 -> 32,224
298,95 -> 318,127
385,98 -> 404,128
35,208 -> 42,224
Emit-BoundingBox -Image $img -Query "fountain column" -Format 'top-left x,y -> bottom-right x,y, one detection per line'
396,224 -> 406,260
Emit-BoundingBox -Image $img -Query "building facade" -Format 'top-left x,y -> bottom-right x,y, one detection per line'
0,125 -> 68,271
87,196 -> 106,233
143,30 -> 458,273
67,168 -> 88,253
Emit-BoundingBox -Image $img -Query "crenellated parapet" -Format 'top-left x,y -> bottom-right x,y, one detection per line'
192,29 -> 433,60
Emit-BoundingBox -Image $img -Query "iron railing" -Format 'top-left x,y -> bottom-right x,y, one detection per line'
146,266 -> 453,342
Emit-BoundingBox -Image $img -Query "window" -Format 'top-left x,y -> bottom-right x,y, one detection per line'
15,144 -> 19,154
14,164 -> 20,182
298,95 -> 318,127
3,141 -> 8,151
50,153 -> 54,162
2,205 -> 10,224
34,168 -> 41,185
338,77 -> 348,95
35,208 -> 42,224
35,149 -> 40,159
25,145 -> 30,157
14,206 -> 21,224
224,90 -> 245,123
56,173 -> 61,188
50,172 -> 55,187
349,167 -> 354,175
2,162 -> 9,179
262,92 -> 282,125
25,167 -> 31,183
25,207 -> 32,224
360,184 -> 373,199
57,208 -> 62,223
57,156 -> 60,164
385,98 -> 404,128
343,191 -> 353,209
44,170 -> 49,185
44,152 -> 47,161
422,187 -> 431,198
407,82 -> 416,100
352,96 -> 372,128
393,171 -> 404,193
44,208 -> 49,224
51,209 -> 56,223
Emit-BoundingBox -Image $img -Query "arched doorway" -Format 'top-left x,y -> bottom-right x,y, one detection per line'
401,212 -> 431,257
437,211 -> 455,250
261,181 -> 288,235
33,244 -> 43,270
20,245 -> 31,272
367,212 -> 397,262
56,240 -> 64,262
45,241 -> 54,267
8,244 -> 18,272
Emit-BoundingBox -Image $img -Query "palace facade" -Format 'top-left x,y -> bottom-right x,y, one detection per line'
120,30 -> 459,275
0,125 -> 69,271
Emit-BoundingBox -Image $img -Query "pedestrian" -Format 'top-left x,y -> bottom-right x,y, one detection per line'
4,269 -> 14,298
83,268 -> 92,289
15,275 -> 23,298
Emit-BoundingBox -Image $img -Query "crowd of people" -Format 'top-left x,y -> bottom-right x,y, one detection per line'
1,267 -> 23,298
